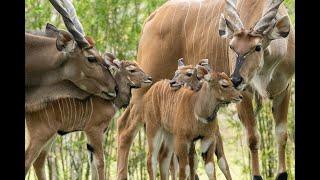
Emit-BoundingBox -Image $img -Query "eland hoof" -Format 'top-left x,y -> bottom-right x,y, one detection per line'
276,172 -> 288,180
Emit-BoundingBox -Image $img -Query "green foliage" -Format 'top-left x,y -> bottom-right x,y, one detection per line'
26,0 -> 166,60
285,0 -> 295,25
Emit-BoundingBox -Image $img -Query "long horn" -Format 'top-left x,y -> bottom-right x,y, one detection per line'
60,0 -> 85,35
48,0 -> 90,49
224,0 -> 244,32
253,0 -> 284,34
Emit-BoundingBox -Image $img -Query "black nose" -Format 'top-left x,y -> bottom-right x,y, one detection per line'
115,85 -> 119,94
231,76 -> 243,87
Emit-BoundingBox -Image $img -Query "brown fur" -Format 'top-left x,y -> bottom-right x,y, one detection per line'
170,64 -> 201,91
26,26 -> 117,101
141,72 -> 241,179
117,0 -> 294,178
25,81 -> 90,112
25,60 -> 152,180
159,62 -> 231,180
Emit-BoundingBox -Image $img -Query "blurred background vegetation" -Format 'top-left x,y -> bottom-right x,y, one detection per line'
25,0 -> 295,179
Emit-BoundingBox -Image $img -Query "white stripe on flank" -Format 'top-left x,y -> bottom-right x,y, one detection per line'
88,98 -> 94,125
66,99 -> 72,129
57,99 -> 64,125
159,5 -> 170,63
44,108 -> 51,129
84,99 -> 88,127
77,100 -> 81,128
50,103 -> 55,121
192,2 -> 202,61
63,99 -> 69,129
184,0 -> 191,59
199,1 -> 211,60
68,98 -> 73,129
216,2 -> 224,71
205,2 -> 216,57
80,100 -> 84,127
71,98 -> 77,130
170,3 -> 178,52
213,11 -> 219,67
151,88 -> 157,122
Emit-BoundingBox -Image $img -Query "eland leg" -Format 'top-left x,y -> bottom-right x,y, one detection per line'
174,138 -> 191,180
215,130 -> 232,180
146,124 -> 163,180
33,136 -> 56,180
117,106 -> 142,180
188,141 -> 199,180
25,115 -> 55,176
85,127 -> 106,180
159,133 -> 174,180
237,91 -> 262,180
201,137 -> 217,180
272,86 -> 291,180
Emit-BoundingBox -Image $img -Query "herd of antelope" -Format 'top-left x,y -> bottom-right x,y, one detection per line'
25,0 -> 294,180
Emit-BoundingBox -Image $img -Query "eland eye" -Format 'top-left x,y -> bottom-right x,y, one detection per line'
255,45 -> 262,52
129,69 -> 136,73
186,72 -> 192,77
87,56 -> 97,63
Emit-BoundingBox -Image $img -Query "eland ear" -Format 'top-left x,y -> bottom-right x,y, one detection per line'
103,51 -> 116,67
218,14 -> 234,39
45,23 -> 59,37
113,59 -> 122,68
267,15 -> 290,40
56,30 -> 76,53
199,58 -> 213,72
103,51 -> 116,62
177,58 -> 185,68
196,65 -> 208,77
